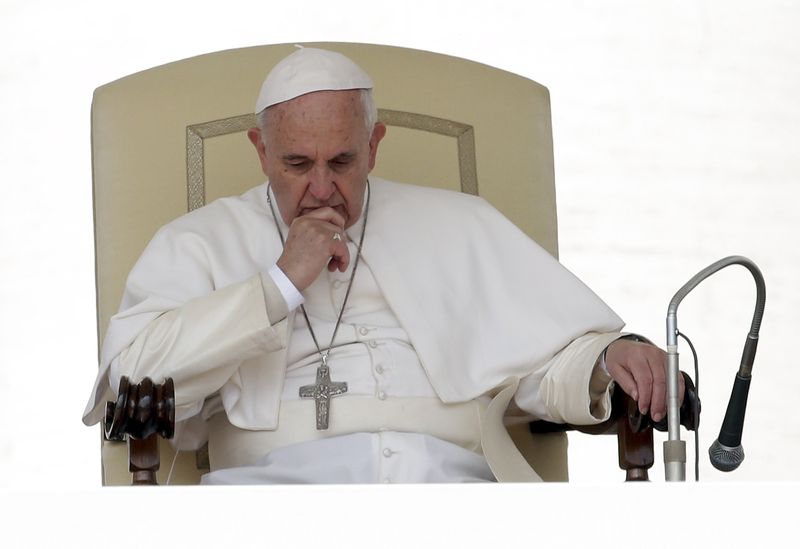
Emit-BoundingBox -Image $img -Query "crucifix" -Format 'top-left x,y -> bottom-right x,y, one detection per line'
299,353 -> 348,430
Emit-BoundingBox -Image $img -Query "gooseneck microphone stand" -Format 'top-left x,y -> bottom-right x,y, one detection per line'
664,255 -> 766,481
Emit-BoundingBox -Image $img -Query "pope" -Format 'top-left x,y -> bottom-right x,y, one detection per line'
83,46 -> 682,483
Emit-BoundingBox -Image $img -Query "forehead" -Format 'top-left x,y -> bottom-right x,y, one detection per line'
267,89 -> 364,131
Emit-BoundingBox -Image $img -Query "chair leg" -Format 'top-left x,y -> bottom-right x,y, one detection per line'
617,413 -> 654,481
129,434 -> 160,485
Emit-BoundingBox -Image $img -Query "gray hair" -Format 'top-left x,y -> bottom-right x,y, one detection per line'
256,88 -> 378,144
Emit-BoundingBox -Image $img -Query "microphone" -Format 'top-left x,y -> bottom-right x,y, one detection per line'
666,256 -> 766,479
708,375 -> 750,471
708,332 -> 760,471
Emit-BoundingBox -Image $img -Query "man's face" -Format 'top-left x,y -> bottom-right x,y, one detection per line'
249,89 -> 386,229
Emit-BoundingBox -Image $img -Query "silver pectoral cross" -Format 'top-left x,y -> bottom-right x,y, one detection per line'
299,355 -> 348,430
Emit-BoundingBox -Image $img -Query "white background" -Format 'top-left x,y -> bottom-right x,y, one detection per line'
1,0 -> 798,542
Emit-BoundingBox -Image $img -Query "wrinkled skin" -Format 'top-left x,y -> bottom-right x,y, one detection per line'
248,89 -> 386,291
604,339 -> 684,421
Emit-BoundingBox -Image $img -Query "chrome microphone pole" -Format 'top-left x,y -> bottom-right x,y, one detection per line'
664,255 -> 766,481
665,308 -> 685,481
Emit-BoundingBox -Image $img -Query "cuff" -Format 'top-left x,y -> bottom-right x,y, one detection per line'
266,264 -> 304,312
259,266 -> 302,324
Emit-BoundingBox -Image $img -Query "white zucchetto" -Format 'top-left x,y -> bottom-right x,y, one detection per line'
255,46 -> 374,114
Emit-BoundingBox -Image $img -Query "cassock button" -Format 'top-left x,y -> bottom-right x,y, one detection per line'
358,326 -> 369,336
382,448 -> 393,458
375,364 -> 384,374
368,340 -> 378,348
378,391 -> 387,400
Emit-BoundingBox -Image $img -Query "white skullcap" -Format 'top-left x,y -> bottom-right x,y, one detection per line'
255,46 -> 374,113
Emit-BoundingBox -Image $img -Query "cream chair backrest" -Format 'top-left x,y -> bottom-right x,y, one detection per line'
92,42 -> 563,485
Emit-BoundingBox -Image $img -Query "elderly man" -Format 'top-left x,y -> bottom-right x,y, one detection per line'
83,47 -> 678,483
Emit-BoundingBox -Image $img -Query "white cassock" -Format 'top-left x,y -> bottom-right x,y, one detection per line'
82,178 -> 626,482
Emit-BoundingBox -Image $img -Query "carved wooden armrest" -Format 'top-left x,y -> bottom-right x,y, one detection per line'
104,376 -> 175,485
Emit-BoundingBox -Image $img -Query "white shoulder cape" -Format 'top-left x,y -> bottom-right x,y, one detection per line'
83,178 -> 623,429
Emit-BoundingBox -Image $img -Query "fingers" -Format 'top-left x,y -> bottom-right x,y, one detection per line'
299,206 -> 347,229
327,235 -> 349,273
605,361 -> 638,402
324,227 -> 350,272
295,207 -> 349,272
605,339 -> 672,422
276,209 -> 351,290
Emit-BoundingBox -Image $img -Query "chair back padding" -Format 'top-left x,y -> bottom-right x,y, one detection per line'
92,42 -> 561,485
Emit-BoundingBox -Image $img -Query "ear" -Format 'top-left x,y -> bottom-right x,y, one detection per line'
367,122 -> 387,171
247,127 -> 270,176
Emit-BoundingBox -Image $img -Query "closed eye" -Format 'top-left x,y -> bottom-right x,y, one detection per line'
283,156 -> 312,170
329,153 -> 356,170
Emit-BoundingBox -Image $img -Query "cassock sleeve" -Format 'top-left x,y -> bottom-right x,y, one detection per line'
513,331 -> 623,424
83,195 -> 294,429
109,273 -> 290,423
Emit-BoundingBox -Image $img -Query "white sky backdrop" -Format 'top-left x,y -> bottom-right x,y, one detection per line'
1,0 -> 798,499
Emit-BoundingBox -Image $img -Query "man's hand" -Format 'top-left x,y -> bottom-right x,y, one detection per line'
276,207 -> 350,291
604,339 -> 685,422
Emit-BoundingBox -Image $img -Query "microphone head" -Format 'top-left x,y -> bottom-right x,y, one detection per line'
709,439 -> 745,472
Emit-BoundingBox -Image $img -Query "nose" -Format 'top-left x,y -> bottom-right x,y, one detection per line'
308,165 -> 336,201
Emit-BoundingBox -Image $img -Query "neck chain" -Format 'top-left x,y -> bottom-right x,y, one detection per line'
266,181 -> 370,429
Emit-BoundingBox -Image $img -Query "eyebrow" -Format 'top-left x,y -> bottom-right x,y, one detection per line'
281,152 -> 358,162
331,152 -> 357,162
282,154 -> 311,162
